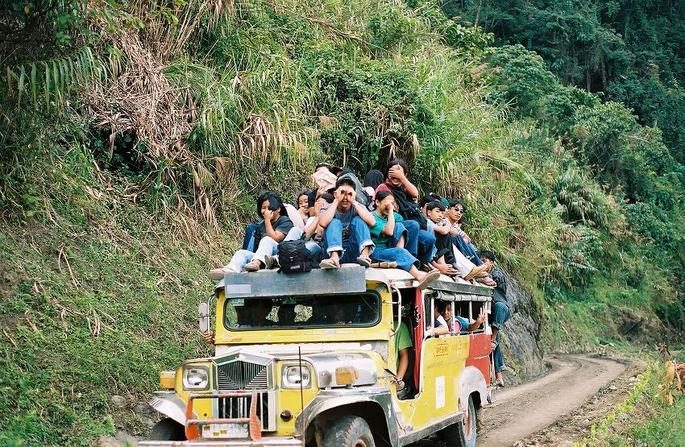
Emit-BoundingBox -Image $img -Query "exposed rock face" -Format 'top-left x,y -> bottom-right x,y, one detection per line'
498,270 -> 546,385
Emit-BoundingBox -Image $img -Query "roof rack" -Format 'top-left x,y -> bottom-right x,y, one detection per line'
215,265 -> 493,300
217,264 -> 367,298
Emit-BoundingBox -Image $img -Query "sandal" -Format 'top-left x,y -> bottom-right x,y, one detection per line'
356,255 -> 372,268
476,276 -> 497,287
319,258 -> 340,270
370,261 -> 398,269
417,271 -> 441,290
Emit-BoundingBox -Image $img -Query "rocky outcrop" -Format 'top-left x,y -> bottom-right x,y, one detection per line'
498,271 -> 546,385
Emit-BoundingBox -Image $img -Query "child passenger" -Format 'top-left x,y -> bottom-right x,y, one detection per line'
209,192 -> 293,278
369,191 -> 440,290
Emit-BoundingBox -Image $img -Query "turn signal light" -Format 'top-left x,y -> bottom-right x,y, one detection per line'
160,371 -> 176,389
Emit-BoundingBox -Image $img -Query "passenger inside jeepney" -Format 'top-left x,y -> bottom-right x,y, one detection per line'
438,301 -> 485,333
430,300 -> 451,336
277,304 -> 296,326
224,294 -> 380,329
236,298 -> 275,326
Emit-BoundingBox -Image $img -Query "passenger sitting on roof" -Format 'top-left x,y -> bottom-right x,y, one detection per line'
369,191 -> 440,290
375,158 -> 436,272
363,169 -> 384,204
318,177 -> 376,270
419,193 -> 445,214
278,192 -> 334,265
423,200 -> 494,286
312,162 -> 340,195
445,199 -> 483,266
296,191 -> 310,221
423,201 -> 460,277
209,192 -> 294,278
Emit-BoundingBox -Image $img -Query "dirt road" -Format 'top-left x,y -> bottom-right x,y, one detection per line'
479,354 -> 629,447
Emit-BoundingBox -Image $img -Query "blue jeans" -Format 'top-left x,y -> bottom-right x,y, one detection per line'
242,223 -> 258,251
453,235 -> 482,265
227,236 -> 279,272
371,247 -> 417,271
492,301 -> 511,373
323,216 -> 374,263
390,222 -> 408,246
401,219 -> 435,265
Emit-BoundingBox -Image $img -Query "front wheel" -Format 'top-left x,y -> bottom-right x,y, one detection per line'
438,395 -> 477,447
321,415 -> 375,447
149,417 -> 186,441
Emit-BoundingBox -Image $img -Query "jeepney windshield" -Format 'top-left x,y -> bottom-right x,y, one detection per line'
223,292 -> 381,330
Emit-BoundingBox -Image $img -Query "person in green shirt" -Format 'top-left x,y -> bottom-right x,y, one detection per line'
370,191 -> 440,290
394,320 -> 413,399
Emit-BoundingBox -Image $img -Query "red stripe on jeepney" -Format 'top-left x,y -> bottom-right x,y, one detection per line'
466,333 -> 492,384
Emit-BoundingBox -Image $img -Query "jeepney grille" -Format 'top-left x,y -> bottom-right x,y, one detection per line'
217,361 -> 269,390
217,392 -> 275,432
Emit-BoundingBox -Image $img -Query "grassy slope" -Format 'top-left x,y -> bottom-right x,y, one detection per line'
0,210 -> 232,445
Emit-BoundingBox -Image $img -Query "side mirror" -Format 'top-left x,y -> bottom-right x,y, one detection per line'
198,302 -> 210,333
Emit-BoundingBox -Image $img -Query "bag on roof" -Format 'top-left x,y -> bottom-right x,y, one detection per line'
278,239 -> 314,274
393,187 -> 428,230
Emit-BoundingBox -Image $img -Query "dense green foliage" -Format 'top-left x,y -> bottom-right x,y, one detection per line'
442,0 -> 685,164
1,0 -> 684,445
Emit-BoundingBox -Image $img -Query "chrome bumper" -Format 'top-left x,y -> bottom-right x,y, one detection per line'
138,438 -> 302,447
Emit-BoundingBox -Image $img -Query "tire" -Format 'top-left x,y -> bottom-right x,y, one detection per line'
438,395 -> 477,447
321,415 -> 376,447
149,417 -> 186,441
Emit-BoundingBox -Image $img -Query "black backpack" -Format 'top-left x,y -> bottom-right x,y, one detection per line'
392,187 -> 428,230
278,240 -> 314,274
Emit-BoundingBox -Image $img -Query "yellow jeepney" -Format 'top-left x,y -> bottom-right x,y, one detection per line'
139,265 -> 493,447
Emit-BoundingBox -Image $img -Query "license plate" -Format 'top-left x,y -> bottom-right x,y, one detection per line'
202,422 -> 249,438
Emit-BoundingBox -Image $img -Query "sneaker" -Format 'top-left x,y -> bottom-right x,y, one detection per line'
243,260 -> 263,272
208,267 -> 237,280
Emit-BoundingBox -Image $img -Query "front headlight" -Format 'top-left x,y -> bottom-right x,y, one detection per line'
281,364 -> 312,389
183,365 -> 209,390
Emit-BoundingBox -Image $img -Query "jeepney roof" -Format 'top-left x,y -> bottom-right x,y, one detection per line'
215,264 -> 492,300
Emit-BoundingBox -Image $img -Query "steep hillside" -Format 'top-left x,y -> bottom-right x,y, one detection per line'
1,1 -> 683,445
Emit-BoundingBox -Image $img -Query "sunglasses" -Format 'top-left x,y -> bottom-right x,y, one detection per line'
451,207 -> 464,213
